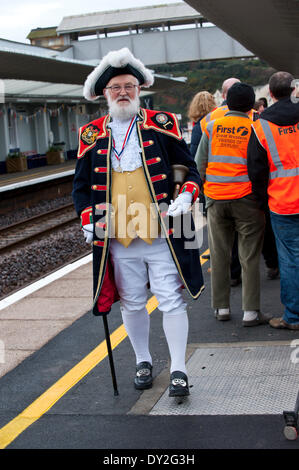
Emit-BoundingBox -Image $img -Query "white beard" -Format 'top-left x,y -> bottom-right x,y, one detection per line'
107,93 -> 140,121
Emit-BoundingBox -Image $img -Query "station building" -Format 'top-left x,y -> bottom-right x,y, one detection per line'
0,76 -> 108,173
0,52 -> 180,174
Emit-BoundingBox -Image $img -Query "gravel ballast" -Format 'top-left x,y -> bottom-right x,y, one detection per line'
0,222 -> 92,299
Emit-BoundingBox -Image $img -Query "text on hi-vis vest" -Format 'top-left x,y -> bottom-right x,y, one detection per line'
278,123 -> 299,135
216,125 -> 249,136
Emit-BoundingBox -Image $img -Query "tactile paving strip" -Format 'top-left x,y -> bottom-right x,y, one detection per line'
150,345 -> 299,415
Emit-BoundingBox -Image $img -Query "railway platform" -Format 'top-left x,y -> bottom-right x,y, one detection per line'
0,160 -> 76,192
0,222 -> 298,454
0,160 -> 76,217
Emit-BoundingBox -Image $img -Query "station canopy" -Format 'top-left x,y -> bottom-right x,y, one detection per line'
3,79 -> 85,102
2,79 -> 157,103
185,0 -> 299,75
0,40 -> 186,102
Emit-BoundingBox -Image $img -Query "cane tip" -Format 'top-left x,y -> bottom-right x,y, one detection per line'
114,390 -> 119,396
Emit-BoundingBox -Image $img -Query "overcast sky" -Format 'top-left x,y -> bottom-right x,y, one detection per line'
0,0 -> 182,43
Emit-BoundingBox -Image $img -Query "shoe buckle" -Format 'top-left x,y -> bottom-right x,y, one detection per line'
137,368 -> 150,377
172,378 -> 187,387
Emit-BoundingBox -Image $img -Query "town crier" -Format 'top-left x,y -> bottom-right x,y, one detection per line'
72,47 -> 204,397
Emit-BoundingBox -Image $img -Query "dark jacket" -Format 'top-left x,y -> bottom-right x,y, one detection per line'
190,118 -> 203,158
247,97 -> 299,209
72,108 -> 204,316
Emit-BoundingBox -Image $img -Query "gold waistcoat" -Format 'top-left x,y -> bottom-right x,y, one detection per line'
111,167 -> 160,247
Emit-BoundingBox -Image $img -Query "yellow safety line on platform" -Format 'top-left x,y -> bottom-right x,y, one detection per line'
0,249 -> 209,449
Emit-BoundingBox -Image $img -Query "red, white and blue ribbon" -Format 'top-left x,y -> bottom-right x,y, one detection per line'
112,116 -> 138,165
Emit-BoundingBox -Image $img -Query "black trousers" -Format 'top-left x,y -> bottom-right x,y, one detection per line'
262,209 -> 279,268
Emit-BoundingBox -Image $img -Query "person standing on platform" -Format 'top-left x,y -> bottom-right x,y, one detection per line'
195,82 -> 271,326
259,97 -> 268,109
254,99 -> 266,114
188,91 -> 216,158
72,48 -> 204,397
199,78 -> 243,283
188,91 -> 216,216
200,78 -> 241,133
248,71 -> 299,330
200,78 -> 277,284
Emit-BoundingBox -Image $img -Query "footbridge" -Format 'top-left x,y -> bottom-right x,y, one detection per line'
55,3 -> 254,66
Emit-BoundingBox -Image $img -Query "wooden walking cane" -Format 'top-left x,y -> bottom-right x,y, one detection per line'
171,164 -> 189,200
102,314 -> 119,396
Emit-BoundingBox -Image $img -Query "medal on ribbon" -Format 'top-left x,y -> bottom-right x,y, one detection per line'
112,116 -> 137,171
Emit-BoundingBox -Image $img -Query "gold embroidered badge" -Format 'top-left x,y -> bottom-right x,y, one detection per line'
81,125 -> 100,145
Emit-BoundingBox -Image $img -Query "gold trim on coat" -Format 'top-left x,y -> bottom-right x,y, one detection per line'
140,108 -> 183,141
93,112 -> 204,305
136,118 -> 204,300
93,119 -> 112,307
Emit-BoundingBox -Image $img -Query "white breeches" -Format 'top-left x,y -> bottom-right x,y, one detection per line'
110,237 -> 188,373
110,236 -> 187,315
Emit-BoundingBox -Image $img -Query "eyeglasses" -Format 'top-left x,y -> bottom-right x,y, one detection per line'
105,84 -> 138,93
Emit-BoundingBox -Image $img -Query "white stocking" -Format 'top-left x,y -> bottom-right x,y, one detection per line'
120,307 -> 152,365
162,309 -> 189,374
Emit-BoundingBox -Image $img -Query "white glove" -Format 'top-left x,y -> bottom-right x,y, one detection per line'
167,192 -> 193,217
82,223 -> 94,244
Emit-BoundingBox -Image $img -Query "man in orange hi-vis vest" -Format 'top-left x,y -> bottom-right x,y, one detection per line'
196,82 -> 271,327
200,78 -> 239,135
200,78 -> 260,286
200,77 -> 259,135
248,71 -> 299,330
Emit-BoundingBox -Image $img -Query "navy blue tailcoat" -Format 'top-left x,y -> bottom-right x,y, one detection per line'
72,108 -> 204,315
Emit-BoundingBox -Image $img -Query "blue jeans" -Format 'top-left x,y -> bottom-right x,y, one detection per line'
270,212 -> 299,324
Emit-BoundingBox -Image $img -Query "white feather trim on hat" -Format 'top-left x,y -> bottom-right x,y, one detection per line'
83,47 -> 154,101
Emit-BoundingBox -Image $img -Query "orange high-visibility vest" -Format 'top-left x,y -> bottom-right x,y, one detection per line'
252,119 -> 299,215
248,109 -> 259,121
201,106 -> 258,134
204,114 -> 252,200
200,106 -> 228,134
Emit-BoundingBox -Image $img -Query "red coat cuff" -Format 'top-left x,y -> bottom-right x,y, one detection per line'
179,182 -> 200,202
80,206 -> 93,226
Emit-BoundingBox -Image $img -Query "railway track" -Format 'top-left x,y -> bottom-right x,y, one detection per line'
0,203 -> 79,255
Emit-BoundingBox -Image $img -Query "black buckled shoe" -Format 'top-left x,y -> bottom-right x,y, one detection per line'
134,361 -> 153,390
169,371 -> 190,397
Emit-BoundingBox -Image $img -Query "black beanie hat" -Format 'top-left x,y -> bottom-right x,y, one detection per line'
227,83 -> 255,112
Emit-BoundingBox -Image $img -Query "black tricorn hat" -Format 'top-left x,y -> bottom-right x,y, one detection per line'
83,47 -> 154,100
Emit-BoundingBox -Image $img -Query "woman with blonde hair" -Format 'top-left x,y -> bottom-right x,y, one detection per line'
188,91 -> 216,158
188,91 -> 216,217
